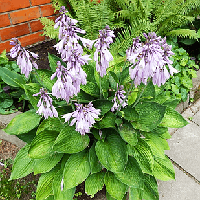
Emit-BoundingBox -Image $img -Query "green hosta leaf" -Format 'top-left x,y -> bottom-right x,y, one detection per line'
162,99 -> 180,109
144,133 -> 169,159
129,187 -> 143,200
36,117 -> 64,135
89,143 -> 102,174
85,171 -> 105,198
48,53 -> 67,72
28,130 -> 59,159
122,106 -> 139,121
95,133 -> 128,173
92,100 -> 113,116
4,110 -> 41,135
180,87 -> 188,101
118,122 -> 138,146
142,174 -> 159,200
104,171 -> 128,200
96,112 -> 116,129
132,102 -> 166,132
109,71 -> 118,89
115,156 -> 143,188
153,156 -> 175,181
0,67 -> 26,88
128,90 -> 138,105
0,98 -> 13,108
63,150 -> 91,190
53,168 -> 76,200
128,139 -> 154,175
159,106 -> 189,128
33,69 -> 56,91
16,128 -> 37,144
10,144 -> 34,180
140,81 -> 155,100
34,152 -> 63,175
106,190 -> 117,200
36,164 -> 60,200
24,83 -> 41,110
81,82 -> 100,97
53,125 -> 90,154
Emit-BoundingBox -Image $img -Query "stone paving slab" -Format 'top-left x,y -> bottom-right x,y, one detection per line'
158,165 -> 200,200
191,105 -> 200,125
165,120 -> 200,181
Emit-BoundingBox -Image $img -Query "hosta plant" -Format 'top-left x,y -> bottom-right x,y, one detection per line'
2,6 -> 189,200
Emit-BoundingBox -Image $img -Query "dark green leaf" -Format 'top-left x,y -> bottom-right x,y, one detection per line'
53,125 -> 90,154
92,100 -> 113,115
4,110 -> 41,135
95,133 -> 128,173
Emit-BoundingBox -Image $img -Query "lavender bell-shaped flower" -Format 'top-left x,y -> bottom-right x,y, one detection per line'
9,38 -> 39,78
111,84 -> 128,112
126,32 -> 179,88
94,25 -> 115,77
33,88 -> 58,119
62,102 -> 101,135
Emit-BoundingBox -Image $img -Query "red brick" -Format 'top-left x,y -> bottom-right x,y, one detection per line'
10,7 -> 41,25
0,14 -> 10,28
40,4 -> 57,17
0,23 -> 30,41
18,31 -> 45,48
30,20 -> 45,32
0,40 -> 12,54
31,0 -> 51,6
0,0 -> 30,13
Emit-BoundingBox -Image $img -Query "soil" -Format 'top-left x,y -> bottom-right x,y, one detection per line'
1,38 -> 200,200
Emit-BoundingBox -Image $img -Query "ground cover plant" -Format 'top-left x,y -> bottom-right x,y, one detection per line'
0,1 -> 199,200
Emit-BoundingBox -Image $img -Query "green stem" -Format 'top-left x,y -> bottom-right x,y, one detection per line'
99,73 -> 102,99
132,79 -> 151,108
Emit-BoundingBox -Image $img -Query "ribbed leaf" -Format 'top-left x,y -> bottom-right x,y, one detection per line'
95,133 -> 128,173
63,150 -> 91,190
89,143 -> 102,174
129,187 -> 143,200
53,168 -> 76,200
96,112 -> 116,129
85,171 -> 105,197
4,110 -> 41,135
133,102 -> 166,132
28,130 -> 59,159
0,67 -> 26,88
33,69 -> 56,91
24,83 -> 41,110
118,122 -> 138,146
53,125 -> 90,154
48,53 -> 67,72
115,156 -> 143,188
128,138 -> 154,175
142,174 -> 159,200
81,81 -> 100,97
36,117 -> 64,135
34,152 -> 63,175
104,171 -> 128,200
122,106 -> 139,121
10,144 -> 34,180
159,106 -> 189,128
36,164 -> 60,200
153,156 -> 175,181
92,100 -> 113,115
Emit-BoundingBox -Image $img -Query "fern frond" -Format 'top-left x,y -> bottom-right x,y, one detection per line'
39,17 -> 59,41
166,29 -> 199,39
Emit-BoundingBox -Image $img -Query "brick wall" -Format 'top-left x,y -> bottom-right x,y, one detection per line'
0,0 -> 60,54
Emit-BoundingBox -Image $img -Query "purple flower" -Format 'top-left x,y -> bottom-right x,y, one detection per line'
33,88 -> 58,119
9,38 -> 39,78
62,102 -> 101,135
111,84 -> 128,112
126,32 -> 179,88
54,6 -> 94,61
94,25 -> 115,77
51,59 -> 88,102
